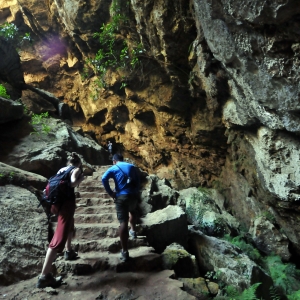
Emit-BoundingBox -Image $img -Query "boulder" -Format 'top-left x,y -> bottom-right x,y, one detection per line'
141,205 -> 188,253
162,243 -> 199,278
188,226 -> 273,300
179,187 -> 239,237
140,175 -> 179,216
0,97 -> 23,124
249,216 -> 290,261
0,184 -> 48,285
178,277 -> 210,299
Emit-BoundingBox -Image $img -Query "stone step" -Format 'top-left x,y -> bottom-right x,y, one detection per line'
77,185 -> 107,192
74,223 -> 120,239
55,246 -> 162,275
76,197 -> 114,206
74,213 -> 117,223
76,191 -> 109,199
75,205 -> 115,214
73,236 -> 148,253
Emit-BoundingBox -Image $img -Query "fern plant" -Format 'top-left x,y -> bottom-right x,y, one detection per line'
235,282 -> 261,300
288,290 -> 300,300
215,283 -> 261,300
265,255 -> 300,296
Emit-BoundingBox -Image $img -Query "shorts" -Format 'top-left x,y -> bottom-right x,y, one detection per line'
115,194 -> 137,223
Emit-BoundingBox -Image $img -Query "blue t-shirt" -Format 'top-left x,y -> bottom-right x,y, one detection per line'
102,162 -> 140,197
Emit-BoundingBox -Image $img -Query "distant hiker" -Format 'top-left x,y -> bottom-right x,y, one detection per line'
107,141 -> 113,154
101,153 -> 140,262
37,152 -> 85,288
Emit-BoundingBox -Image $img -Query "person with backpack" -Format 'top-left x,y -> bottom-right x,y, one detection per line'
101,154 -> 140,262
37,152 -> 85,288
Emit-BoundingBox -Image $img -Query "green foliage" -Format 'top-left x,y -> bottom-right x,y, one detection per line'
0,22 -> 31,46
84,0 -> 146,92
269,286 -> 281,300
223,234 -> 262,263
205,270 -> 222,281
264,255 -> 300,296
288,290 -> 300,300
30,112 -> 52,135
225,285 -> 239,298
235,282 -> 261,300
262,211 -> 276,224
215,283 -> 261,300
0,84 -> 10,99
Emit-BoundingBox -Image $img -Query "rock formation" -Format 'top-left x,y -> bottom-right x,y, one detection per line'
2,0 -> 300,297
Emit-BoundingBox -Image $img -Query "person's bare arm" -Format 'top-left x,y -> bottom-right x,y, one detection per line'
70,167 -> 85,187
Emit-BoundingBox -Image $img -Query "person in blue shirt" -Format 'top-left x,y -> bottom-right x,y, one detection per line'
102,153 -> 140,261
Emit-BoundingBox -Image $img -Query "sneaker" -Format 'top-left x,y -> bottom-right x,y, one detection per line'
129,229 -> 137,239
120,250 -> 129,262
64,249 -> 78,260
36,273 -> 61,288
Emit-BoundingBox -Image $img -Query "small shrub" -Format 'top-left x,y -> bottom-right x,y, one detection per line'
0,22 -> 31,47
84,0 -> 146,94
0,84 -> 10,99
30,112 -> 52,135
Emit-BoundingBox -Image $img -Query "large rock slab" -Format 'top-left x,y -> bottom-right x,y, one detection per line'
0,118 -> 109,178
0,162 -> 47,190
0,184 -> 48,285
188,226 -> 273,300
178,187 -> 239,237
249,216 -> 290,261
141,205 -> 188,253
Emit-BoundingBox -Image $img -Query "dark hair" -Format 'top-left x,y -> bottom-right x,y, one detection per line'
68,152 -> 81,165
112,153 -> 123,162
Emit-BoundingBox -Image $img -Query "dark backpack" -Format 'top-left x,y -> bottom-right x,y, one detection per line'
40,166 -> 75,212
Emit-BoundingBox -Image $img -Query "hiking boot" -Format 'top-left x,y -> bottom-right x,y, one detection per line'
129,229 -> 137,239
64,249 -> 78,261
120,250 -> 129,262
36,273 -> 61,288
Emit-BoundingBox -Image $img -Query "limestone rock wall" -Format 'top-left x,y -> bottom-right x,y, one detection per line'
1,0 -> 300,257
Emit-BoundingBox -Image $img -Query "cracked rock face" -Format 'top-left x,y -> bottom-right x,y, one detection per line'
2,0 -> 300,261
193,0 -> 300,132
0,185 -> 48,285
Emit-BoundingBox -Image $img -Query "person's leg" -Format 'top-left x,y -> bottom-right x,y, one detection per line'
65,231 -> 73,251
41,248 -> 57,275
129,211 -> 136,232
119,221 -> 129,252
115,195 -> 130,259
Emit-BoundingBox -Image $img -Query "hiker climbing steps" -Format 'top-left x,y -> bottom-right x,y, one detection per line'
53,165 -> 161,274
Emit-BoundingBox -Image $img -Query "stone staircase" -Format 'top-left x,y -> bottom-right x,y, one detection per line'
54,165 -> 162,275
